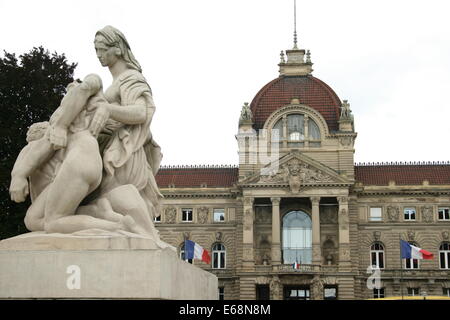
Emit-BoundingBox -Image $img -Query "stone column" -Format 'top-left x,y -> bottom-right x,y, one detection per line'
271,197 -> 281,267
242,197 -> 255,270
310,196 -> 321,265
338,196 -> 351,271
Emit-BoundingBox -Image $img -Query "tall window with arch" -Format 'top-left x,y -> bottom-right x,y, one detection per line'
212,243 -> 226,269
370,242 -> 385,269
439,242 -> 450,269
272,113 -> 321,148
282,211 -> 312,264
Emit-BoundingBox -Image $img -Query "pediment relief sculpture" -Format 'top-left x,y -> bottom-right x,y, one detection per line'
256,157 -> 338,193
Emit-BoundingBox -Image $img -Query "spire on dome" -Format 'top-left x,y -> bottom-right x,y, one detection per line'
278,0 -> 313,76
293,0 -> 298,49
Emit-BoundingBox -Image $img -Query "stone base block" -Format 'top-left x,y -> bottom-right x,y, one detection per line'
0,232 -> 218,299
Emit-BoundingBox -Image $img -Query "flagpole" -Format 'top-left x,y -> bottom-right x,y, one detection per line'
399,234 -> 404,300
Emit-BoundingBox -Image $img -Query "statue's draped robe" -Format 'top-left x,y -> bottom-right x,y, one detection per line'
99,69 -> 163,218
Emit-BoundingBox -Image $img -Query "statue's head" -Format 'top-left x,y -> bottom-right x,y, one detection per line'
94,25 -> 142,72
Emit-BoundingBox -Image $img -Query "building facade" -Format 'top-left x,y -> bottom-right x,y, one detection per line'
154,41 -> 450,300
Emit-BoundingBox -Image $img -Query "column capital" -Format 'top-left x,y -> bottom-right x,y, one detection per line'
270,197 -> 281,205
243,197 -> 254,206
310,196 -> 321,205
337,196 -> 349,205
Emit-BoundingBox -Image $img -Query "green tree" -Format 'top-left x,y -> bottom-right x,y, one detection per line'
0,46 -> 77,239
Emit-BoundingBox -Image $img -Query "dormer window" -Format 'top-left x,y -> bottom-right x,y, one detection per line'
272,113 -> 321,148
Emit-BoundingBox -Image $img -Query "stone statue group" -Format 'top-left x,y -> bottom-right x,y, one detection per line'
9,26 -> 163,240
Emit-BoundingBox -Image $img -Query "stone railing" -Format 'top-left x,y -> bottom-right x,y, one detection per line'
275,264 -> 321,273
362,268 -> 450,279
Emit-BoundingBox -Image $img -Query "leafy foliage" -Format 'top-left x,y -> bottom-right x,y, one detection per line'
0,47 -> 77,239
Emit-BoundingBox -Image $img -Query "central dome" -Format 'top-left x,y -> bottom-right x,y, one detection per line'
250,75 -> 342,131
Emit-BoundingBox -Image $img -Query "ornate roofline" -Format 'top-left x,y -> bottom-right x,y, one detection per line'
355,161 -> 450,166
159,165 -> 238,169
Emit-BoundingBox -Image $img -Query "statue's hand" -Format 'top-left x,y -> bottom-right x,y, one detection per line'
90,103 -> 110,137
49,126 -> 68,150
9,176 -> 29,203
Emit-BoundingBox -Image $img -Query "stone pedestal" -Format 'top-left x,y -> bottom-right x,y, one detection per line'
0,231 -> 218,299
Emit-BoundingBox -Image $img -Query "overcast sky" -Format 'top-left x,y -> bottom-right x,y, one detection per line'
1,0 -> 450,166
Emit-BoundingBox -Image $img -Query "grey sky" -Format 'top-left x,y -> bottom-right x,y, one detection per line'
1,0 -> 449,165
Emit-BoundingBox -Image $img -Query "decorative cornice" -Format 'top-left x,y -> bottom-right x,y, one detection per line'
355,161 -> 450,166
159,164 -> 238,169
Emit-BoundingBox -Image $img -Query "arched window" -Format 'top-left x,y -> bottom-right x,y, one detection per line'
180,243 -> 193,264
404,242 -> 420,269
212,243 -> 226,269
370,242 -> 385,269
439,242 -> 450,269
287,114 -> 305,141
272,114 -> 321,148
282,211 -> 312,264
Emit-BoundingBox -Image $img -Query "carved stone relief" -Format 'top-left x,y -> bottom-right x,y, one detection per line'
243,246 -> 254,261
339,247 -> 351,261
421,206 -> 434,223
387,205 -> 400,222
311,275 -> 324,300
338,208 -> 349,230
244,209 -> 253,230
165,207 -> 177,224
339,136 -> 353,147
269,276 -> 282,300
197,207 -> 209,224
373,231 -> 381,241
320,206 -> 338,224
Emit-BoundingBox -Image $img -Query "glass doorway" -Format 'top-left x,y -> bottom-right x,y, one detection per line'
283,286 -> 310,300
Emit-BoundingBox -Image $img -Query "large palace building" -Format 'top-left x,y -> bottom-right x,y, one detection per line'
154,40 -> 450,300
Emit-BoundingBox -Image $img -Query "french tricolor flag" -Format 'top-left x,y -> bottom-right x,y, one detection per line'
400,240 -> 434,260
292,261 -> 300,269
184,240 -> 211,264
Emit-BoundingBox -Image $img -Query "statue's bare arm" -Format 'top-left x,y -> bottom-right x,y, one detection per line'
90,96 -> 154,136
50,75 -> 102,149
10,137 -> 54,202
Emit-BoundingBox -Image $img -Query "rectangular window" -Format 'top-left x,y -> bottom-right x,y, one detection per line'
407,288 -> 420,296
213,209 -> 225,222
153,215 -> 161,223
438,207 -> 450,220
405,258 -> 419,269
181,208 -> 193,222
369,207 -> 382,221
443,288 -> 450,297
218,287 -> 225,300
256,285 -> 270,300
373,288 -> 385,299
324,286 -> 338,300
404,208 -> 416,221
